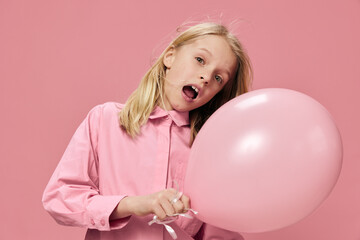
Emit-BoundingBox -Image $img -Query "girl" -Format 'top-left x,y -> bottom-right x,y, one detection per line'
42,22 -> 252,240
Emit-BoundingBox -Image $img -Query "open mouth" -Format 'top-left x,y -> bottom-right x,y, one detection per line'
182,85 -> 199,100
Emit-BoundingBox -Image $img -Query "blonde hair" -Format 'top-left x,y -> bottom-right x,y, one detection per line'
119,22 -> 253,145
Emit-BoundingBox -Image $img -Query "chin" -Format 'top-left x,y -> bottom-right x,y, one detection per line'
172,104 -> 193,112
173,107 -> 190,112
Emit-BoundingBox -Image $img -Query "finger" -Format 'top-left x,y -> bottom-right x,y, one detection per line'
169,190 -> 182,203
160,197 -> 176,216
165,188 -> 177,196
170,190 -> 183,210
153,204 -> 167,220
158,188 -> 176,203
180,194 -> 191,211
172,200 -> 185,213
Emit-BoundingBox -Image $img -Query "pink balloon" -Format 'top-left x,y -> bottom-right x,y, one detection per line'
184,88 -> 342,233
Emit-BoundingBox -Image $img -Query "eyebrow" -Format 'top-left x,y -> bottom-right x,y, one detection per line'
199,48 -> 212,56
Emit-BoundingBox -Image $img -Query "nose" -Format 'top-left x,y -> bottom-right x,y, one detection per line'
200,75 -> 209,85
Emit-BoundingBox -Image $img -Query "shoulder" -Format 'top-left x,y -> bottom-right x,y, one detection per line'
85,102 -> 124,124
89,102 -> 124,115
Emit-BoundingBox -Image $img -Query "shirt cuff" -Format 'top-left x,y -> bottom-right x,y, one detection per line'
86,195 -> 130,231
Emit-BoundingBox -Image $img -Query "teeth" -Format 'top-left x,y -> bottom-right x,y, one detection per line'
191,86 -> 199,93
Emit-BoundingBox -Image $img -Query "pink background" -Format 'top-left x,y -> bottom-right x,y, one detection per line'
1,0 -> 359,239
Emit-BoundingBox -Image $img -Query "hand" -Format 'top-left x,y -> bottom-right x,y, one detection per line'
129,188 -> 190,220
111,189 -> 191,221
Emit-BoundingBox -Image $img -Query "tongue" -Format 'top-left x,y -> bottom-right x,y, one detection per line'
183,86 -> 195,99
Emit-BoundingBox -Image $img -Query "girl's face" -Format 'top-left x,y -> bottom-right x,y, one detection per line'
162,35 -> 238,112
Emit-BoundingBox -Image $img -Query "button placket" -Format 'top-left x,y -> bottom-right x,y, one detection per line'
166,120 -> 173,188
154,117 -> 173,189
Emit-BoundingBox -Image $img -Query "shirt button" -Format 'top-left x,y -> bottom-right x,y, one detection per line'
90,219 -> 95,225
100,219 -> 106,226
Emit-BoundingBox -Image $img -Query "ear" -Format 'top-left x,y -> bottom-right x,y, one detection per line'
163,46 -> 176,69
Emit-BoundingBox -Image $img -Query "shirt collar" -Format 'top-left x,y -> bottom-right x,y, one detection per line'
149,106 -> 189,127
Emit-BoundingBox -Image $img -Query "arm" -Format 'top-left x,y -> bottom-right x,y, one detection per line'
42,105 -> 129,231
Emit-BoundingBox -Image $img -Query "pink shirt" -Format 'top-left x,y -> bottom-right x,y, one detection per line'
42,102 -> 243,240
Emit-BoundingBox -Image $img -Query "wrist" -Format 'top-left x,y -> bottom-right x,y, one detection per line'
110,196 -> 133,220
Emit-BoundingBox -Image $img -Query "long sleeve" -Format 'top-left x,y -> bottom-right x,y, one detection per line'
42,105 -> 129,231
194,223 -> 244,240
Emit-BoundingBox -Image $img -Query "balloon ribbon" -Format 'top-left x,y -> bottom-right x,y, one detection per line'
148,209 -> 198,239
148,181 -> 198,239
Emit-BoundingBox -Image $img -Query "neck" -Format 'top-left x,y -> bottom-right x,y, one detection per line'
157,93 -> 173,112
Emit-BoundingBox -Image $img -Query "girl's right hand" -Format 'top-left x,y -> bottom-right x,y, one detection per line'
110,188 -> 191,221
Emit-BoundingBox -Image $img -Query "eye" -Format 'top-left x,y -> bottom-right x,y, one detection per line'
196,57 -> 205,64
215,75 -> 223,83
